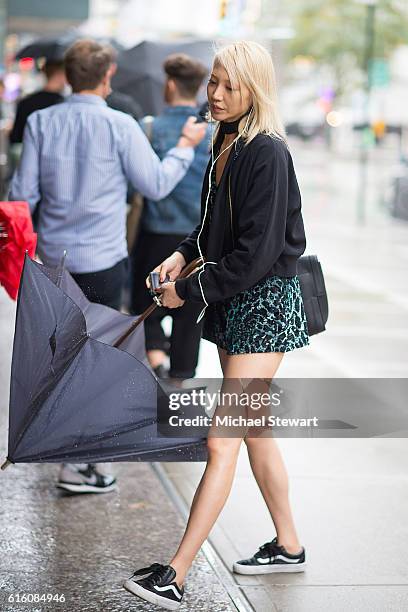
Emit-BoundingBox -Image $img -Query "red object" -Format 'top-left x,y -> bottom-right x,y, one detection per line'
0,201 -> 37,300
19,57 -> 35,71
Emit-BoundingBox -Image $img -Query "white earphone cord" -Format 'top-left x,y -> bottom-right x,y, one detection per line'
195,109 -> 253,323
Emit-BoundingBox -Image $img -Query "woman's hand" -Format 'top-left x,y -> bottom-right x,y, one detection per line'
157,282 -> 185,309
146,251 -> 186,289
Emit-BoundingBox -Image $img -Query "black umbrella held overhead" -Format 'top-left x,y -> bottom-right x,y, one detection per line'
15,32 -> 124,61
112,39 -> 213,116
1,255 -> 207,469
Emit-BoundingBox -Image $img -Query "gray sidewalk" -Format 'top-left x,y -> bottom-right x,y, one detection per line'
0,296 -> 234,612
164,435 -> 408,612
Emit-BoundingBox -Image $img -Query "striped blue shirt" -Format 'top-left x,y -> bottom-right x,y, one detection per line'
9,93 -> 194,273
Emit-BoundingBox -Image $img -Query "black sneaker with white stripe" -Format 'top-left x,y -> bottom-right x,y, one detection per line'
233,537 -> 306,574
126,562 -> 164,581
123,563 -> 183,610
56,463 -> 116,494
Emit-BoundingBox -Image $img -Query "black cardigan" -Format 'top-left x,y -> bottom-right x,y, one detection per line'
175,133 -> 306,304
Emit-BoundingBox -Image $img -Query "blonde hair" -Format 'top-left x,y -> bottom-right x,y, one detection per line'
211,41 -> 286,144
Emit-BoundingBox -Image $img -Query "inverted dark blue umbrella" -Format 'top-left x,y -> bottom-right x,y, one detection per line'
1,255 -> 207,469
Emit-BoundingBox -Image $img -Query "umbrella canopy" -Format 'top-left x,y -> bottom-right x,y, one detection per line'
0,201 -> 37,300
4,256 -> 207,466
112,39 -> 213,116
15,32 -> 124,61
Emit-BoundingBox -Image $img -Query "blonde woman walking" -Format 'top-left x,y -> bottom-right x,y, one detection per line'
124,41 -> 309,610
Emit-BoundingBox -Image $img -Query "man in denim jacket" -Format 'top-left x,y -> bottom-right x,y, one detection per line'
131,54 -> 210,380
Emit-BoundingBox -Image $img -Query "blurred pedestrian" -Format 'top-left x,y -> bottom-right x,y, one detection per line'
123,41 -> 309,609
0,78 -> 5,120
106,60 -> 142,120
131,53 -> 209,380
9,39 -> 206,494
9,59 -> 66,145
107,88 -> 142,120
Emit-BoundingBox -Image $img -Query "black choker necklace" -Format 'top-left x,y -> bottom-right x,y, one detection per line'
219,110 -> 251,136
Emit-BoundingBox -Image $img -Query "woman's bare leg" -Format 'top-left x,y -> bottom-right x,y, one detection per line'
218,350 -> 302,552
169,436 -> 242,586
170,350 -> 288,584
245,436 -> 302,552
169,348 -> 229,549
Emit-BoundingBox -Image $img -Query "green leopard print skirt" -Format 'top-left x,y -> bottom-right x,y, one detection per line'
202,275 -> 310,355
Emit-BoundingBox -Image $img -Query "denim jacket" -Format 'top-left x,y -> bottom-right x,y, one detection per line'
141,105 -> 210,235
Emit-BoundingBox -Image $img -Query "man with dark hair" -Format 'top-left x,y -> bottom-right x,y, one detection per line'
10,39 -> 206,493
131,53 -> 209,381
9,59 -> 66,145
163,53 -> 208,99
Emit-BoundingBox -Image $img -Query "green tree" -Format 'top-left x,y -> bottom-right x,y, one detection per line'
288,0 -> 408,97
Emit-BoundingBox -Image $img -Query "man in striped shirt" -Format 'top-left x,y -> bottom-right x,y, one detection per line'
9,39 -> 206,493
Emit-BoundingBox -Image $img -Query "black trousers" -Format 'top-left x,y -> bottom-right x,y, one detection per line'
131,232 -> 202,379
71,258 -> 127,310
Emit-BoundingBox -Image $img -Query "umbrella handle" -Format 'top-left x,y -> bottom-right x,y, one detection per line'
1,458 -> 13,471
113,256 -> 204,348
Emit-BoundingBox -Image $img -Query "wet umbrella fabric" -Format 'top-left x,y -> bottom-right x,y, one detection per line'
5,256 -> 207,465
0,201 -> 37,300
112,39 -> 213,116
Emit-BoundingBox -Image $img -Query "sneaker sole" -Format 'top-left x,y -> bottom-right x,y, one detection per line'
233,561 -> 306,575
56,482 -> 117,494
123,580 -> 181,610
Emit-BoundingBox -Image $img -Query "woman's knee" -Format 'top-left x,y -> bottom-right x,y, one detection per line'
244,432 -> 272,450
244,435 -> 258,450
206,436 -> 242,462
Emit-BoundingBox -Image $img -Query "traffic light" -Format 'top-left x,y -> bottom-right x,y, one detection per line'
372,120 -> 386,140
220,0 -> 228,19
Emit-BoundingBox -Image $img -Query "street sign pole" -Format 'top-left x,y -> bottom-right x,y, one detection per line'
357,0 -> 377,225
